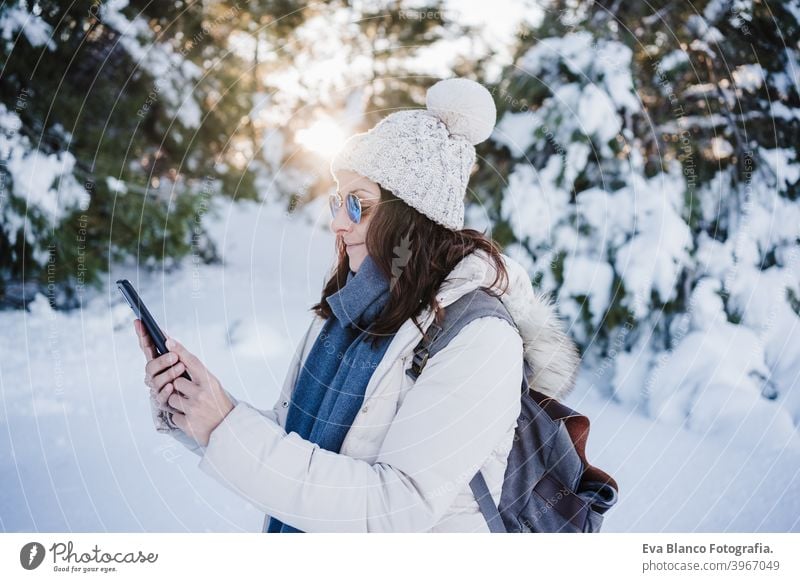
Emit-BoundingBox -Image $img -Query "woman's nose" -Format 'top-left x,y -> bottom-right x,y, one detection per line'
330,203 -> 353,234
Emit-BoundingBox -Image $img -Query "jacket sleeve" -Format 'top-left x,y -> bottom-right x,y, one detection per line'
159,319 -> 316,457
196,316 -> 523,532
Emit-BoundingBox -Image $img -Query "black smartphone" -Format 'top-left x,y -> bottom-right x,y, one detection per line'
116,279 -> 191,427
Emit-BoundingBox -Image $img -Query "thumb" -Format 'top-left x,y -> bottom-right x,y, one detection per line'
165,337 -> 206,381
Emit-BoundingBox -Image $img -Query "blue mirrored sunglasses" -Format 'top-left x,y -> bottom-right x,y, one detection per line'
329,191 -> 364,223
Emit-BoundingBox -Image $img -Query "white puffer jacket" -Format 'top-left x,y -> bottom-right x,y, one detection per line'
164,250 -> 581,532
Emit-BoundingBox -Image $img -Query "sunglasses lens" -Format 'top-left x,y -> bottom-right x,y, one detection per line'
328,194 -> 339,219
346,193 -> 362,223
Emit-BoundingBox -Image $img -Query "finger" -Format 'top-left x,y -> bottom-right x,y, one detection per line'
165,338 -> 207,381
156,382 -> 174,408
141,341 -> 157,362
145,351 -> 179,379
168,392 -> 189,413
135,319 -> 153,348
174,376 -> 200,398
152,362 -> 186,392
158,388 -> 185,414
135,320 -> 157,361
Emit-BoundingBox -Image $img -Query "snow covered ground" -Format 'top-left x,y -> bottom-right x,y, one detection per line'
1,197 -> 798,532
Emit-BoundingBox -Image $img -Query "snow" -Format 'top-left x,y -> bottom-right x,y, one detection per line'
575,167 -> 694,320
695,232 -> 735,279
594,42 -> 641,112
646,322 -> 797,450
7,149 -> 67,217
1,194 -> 798,532
726,262 -> 800,423
687,277 -> 726,331
508,33 -> 639,159
615,227 -> 689,318
1,104 -> 90,257
656,50 -> 689,74
785,0 -> 800,25
0,196 -> 335,532
703,0 -> 729,23
487,29 -> 800,524
610,330 -> 656,408
686,15 -> 724,43
105,176 -> 128,195
578,367 -> 799,532
517,32 -> 639,114
760,148 -> 800,190
709,136 -> 734,159
770,100 -> 800,122
560,254 -> 614,335
519,32 -> 595,78
576,186 -> 634,249
99,0 -> 203,129
732,64 -> 765,92
564,142 -> 590,186
501,158 -> 570,246
492,111 -> 541,158
0,5 -> 56,50
578,84 -> 621,144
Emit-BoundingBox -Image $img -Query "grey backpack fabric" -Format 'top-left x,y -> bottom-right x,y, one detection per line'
406,287 -> 619,533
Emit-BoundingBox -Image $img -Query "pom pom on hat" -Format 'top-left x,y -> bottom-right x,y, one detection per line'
426,78 -> 497,145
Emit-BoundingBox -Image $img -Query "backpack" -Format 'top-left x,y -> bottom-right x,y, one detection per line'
405,287 -> 619,533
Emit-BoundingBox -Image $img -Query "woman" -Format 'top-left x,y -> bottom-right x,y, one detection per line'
136,78 -> 581,533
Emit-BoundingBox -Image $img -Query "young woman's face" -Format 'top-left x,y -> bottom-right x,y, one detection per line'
331,170 -> 381,273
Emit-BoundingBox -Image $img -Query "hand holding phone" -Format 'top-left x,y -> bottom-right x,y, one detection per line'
117,279 -> 190,430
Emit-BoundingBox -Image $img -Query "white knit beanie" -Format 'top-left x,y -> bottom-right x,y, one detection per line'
330,78 -> 497,230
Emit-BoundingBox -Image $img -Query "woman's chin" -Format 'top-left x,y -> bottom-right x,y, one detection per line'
347,249 -> 367,272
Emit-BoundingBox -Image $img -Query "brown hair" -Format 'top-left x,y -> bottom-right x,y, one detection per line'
312,186 -> 509,345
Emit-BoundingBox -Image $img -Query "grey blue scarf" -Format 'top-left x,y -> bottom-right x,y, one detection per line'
267,255 -> 394,533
